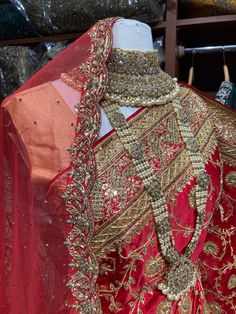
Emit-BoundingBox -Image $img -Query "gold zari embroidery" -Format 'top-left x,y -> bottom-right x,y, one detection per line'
99,44 -> 220,303
102,88 -> 210,301
105,48 -> 179,106
225,171 -> 236,187
61,18 -> 118,313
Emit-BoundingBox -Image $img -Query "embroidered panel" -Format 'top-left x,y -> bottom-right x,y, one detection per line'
198,204 -> 236,313
89,86 -> 221,312
190,88 -> 236,314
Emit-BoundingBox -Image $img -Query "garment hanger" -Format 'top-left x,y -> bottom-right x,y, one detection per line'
223,46 -> 230,82
188,49 -> 195,85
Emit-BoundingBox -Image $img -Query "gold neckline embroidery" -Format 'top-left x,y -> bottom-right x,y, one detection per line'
107,48 -> 161,75
105,48 -> 179,107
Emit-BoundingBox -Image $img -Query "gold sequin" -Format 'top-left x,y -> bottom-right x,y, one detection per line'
156,299 -> 172,314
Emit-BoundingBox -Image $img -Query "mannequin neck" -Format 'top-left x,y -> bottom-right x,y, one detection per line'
53,19 -> 155,138
112,19 -> 153,51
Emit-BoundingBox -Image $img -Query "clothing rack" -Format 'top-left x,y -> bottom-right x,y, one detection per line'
178,44 -> 236,57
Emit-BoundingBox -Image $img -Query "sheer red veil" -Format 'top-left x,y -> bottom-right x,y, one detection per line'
0,17 -> 120,314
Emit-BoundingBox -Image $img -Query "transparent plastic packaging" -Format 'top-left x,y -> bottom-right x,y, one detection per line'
0,41 -> 70,102
10,0 -> 166,34
0,3 -> 37,39
153,36 -> 165,65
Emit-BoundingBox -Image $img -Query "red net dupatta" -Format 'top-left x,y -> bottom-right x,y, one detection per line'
0,17 -> 120,314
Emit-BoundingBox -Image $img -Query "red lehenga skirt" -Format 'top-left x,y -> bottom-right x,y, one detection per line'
0,82 -> 236,313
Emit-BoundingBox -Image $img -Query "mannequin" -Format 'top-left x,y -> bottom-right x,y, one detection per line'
52,19 -> 154,137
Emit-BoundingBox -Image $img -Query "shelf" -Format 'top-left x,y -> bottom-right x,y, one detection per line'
1,14 -> 236,47
154,14 -> 236,30
177,14 -> 236,27
152,21 -> 166,31
0,32 -> 83,46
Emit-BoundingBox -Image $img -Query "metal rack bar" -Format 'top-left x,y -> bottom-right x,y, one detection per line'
183,44 -> 236,54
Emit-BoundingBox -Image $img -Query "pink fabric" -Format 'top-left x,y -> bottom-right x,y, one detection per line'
52,79 -> 81,114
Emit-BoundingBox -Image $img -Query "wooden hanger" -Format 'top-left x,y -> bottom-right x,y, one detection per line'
188,49 -> 195,85
223,46 -> 230,82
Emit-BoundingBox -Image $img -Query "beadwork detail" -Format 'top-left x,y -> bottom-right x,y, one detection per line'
102,91 -> 209,300
158,256 -> 197,301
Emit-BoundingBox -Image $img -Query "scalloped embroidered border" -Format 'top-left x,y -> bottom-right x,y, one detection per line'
61,18 -> 118,313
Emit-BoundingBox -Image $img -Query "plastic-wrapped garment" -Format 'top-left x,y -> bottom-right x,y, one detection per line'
0,42 -> 70,102
0,46 -> 30,102
180,0 -> 236,18
153,36 -> 165,65
0,3 -> 37,39
215,81 -> 236,110
33,41 -> 72,72
10,0 -> 165,34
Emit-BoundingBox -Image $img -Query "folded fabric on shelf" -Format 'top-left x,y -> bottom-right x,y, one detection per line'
180,0 -> 236,18
10,0 -> 165,34
0,41 -> 70,102
0,3 -> 37,39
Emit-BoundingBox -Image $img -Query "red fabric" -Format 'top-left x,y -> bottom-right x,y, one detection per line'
90,101 -> 222,313
0,17 -> 119,314
0,109 -> 70,314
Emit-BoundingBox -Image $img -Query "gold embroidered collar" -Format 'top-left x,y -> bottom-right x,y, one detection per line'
105,48 -> 179,106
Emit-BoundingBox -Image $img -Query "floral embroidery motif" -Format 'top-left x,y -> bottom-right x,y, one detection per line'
203,241 -> 219,257
225,171 -> 236,187
144,254 -> 166,278
178,294 -> 192,314
207,302 -> 223,314
156,299 -> 172,313
203,93 -> 236,167
228,274 -> 236,290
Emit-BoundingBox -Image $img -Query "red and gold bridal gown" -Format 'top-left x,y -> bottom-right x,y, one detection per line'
0,18 -> 235,314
